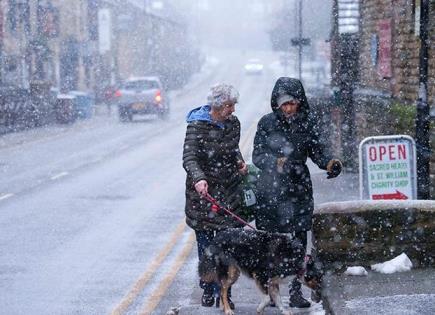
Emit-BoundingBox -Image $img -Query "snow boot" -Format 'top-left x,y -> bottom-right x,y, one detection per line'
201,286 -> 215,307
289,277 -> 311,308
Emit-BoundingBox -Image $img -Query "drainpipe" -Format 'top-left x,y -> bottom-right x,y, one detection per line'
415,0 -> 430,199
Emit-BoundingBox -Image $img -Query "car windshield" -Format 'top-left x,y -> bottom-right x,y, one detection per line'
122,80 -> 159,90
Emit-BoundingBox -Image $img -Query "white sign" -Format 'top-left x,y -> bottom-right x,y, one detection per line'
359,135 -> 417,200
98,9 -> 112,54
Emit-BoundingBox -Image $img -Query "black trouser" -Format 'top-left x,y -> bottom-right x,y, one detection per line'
195,230 -> 220,294
290,230 -> 308,293
295,230 -> 307,249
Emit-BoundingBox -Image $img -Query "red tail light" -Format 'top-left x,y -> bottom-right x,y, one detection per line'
155,90 -> 162,103
114,90 -> 122,97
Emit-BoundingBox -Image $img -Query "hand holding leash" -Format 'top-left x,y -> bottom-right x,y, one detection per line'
195,180 -> 208,196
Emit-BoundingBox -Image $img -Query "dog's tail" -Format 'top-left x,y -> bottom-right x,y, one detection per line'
198,246 -> 219,283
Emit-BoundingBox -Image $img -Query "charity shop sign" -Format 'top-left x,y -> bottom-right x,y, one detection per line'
359,135 -> 417,200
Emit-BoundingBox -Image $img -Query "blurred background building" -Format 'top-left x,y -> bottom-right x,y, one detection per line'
0,0 -> 202,95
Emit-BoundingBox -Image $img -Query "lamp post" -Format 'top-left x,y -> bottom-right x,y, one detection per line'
297,0 -> 302,80
290,0 -> 310,81
415,0 -> 430,199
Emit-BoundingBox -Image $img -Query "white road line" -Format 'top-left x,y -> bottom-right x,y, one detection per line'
0,193 -> 14,201
50,172 -> 69,180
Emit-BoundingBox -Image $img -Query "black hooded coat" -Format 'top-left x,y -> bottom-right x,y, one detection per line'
252,77 -> 331,233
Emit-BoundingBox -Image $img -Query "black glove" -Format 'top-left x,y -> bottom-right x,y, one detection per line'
326,159 -> 342,179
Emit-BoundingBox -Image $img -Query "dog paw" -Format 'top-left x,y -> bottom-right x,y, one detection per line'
224,310 -> 234,315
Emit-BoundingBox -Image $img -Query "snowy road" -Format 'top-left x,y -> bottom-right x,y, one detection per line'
0,50 -> 286,315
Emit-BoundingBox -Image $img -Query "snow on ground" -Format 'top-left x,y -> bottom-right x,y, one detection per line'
371,253 -> 413,274
344,266 -> 368,276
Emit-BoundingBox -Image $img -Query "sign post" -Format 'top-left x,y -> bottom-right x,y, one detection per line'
359,135 -> 417,200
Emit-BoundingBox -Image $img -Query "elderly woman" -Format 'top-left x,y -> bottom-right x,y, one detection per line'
253,77 -> 342,308
182,83 -> 247,309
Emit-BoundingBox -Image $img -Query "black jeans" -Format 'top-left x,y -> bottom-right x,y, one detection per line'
195,230 -> 220,294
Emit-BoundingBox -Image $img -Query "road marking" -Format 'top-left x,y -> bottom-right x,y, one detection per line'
138,232 -> 195,315
50,172 -> 69,180
0,193 -> 14,201
110,220 -> 187,315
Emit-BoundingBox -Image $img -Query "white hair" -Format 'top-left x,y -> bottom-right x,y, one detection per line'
207,83 -> 239,108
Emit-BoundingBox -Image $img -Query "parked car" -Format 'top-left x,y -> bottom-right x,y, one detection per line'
244,58 -> 264,75
113,77 -> 169,121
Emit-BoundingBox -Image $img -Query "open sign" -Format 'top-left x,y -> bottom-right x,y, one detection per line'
367,144 -> 407,162
359,135 -> 417,200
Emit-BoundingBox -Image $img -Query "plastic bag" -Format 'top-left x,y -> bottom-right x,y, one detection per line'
239,164 -> 260,220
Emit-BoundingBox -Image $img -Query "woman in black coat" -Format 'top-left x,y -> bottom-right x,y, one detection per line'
252,77 -> 342,308
182,83 -> 247,309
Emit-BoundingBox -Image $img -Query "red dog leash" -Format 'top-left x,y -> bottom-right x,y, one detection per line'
203,192 -> 312,277
203,193 -> 257,230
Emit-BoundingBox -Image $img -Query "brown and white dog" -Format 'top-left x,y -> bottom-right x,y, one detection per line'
198,228 -> 322,315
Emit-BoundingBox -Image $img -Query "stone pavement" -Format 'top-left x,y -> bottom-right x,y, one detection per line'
322,268 -> 435,315
177,275 -> 325,315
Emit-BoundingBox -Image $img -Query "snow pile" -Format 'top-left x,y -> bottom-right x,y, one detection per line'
344,266 -> 368,276
371,253 -> 412,274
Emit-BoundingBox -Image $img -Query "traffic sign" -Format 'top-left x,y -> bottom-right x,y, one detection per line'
359,135 -> 417,200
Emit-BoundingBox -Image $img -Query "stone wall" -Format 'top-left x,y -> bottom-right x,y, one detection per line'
312,201 -> 435,270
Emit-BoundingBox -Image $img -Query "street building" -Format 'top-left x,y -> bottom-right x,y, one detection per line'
330,0 -> 434,198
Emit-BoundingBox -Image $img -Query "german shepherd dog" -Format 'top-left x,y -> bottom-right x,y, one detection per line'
198,228 -> 322,315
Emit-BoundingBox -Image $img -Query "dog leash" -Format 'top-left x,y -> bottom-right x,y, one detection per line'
203,193 -> 257,230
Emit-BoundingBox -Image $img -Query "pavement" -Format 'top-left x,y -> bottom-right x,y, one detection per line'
322,268 -> 435,315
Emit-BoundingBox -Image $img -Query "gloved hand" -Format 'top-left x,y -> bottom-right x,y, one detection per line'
326,159 -> 342,179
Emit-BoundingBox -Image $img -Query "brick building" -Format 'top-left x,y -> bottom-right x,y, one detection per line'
331,0 -> 434,197
0,0 -> 94,91
357,0 -> 434,105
